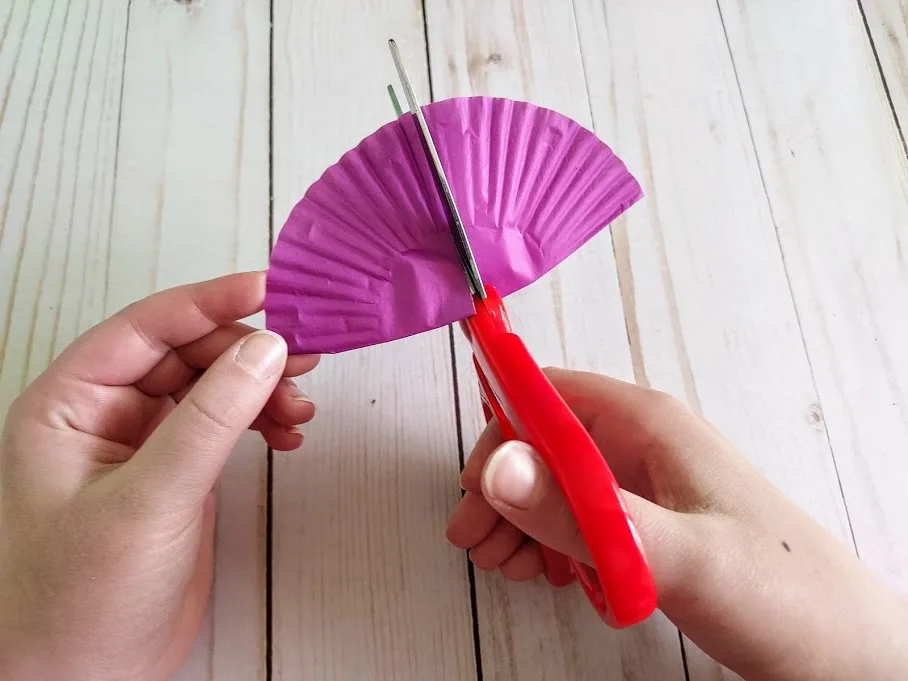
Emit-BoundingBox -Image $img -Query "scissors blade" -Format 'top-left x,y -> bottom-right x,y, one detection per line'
388,39 -> 486,300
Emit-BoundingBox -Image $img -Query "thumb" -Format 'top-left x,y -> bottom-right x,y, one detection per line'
480,440 -> 694,595
123,329 -> 287,512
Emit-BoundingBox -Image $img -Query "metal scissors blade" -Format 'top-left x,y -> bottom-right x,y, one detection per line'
388,39 -> 486,300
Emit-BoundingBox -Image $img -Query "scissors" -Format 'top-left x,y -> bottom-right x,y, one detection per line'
388,40 -> 657,628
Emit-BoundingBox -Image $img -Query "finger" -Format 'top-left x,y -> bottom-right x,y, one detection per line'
544,367 -> 754,506
265,424 -> 304,451
179,323 -> 317,376
541,367 -> 642,424
542,367 -> 698,463
50,272 -> 267,387
264,379 -> 316,427
480,439 -> 692,595
468,520 -> 527,571
136,324 -> 318,397
117,330 -> 287,512
247,412 -> 304,450
445,491 -> 501,549
171,374 -> 314,432
134,350 -> 197,396
480,440 -> 592,564
460,420 -> 503,493
498,541 -> 545,582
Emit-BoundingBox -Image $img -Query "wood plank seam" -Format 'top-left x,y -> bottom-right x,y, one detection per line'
427,3 -> 686,678
266,0 -> 275,677
569,2 -> 694,678
417,1 -> 486,673
446,323 -> 486,681
854,0 -> 908,156
270,8 -> 476,677
711,0 -> 860,558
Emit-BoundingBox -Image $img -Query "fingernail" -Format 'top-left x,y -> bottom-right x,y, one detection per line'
482,441 -> 543,510
283,379 -> 314,404
235,330 -> 286,379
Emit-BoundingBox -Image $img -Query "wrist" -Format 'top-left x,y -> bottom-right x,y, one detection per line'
839,582 -> 908,681
0,626 -> 47,681
658,513 -> 901,681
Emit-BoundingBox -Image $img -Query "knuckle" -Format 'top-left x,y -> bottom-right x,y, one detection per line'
541,365 -> 568,381
6,391 -> 28,420
6,382 -> 72,432
124,312 -> 168,354
645,388 -> 688,415
181,392 -> 239,434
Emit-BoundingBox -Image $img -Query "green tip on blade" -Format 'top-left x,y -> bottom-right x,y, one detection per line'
387,84 -> 403,117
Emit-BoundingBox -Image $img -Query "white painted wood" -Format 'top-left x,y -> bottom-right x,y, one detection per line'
270,3 -> 476,680
684,1 -> 908,677
5,2 -> 908,679
574,2 -> 856,679
860,0 -> 908,134
0,0 -> 126,412
574,0 -> 851,534
425,2 -> 685,679
109,1 -> 271,679
717,0 -> 908,589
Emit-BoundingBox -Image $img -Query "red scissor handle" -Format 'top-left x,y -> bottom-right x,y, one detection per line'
460,286 -> 657,628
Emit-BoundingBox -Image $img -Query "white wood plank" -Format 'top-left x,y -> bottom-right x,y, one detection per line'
574,2 -> 856,679
0,0 -> 126,411
860,0 -> 908,135
109,2 -> 271,679
716,0 -> 908,590
270,4 -> 477,680
425,2 -> 686,679
574,0 -> 851,532
685,2 -> 908,677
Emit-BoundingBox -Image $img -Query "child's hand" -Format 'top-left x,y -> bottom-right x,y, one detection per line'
0,272 -> 317,681
448,368 -> 908,681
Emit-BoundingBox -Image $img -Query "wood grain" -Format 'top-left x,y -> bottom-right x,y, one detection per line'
860,0 -> 908,140
109,1 -> 271,679
574,0 -> 851,534
3,2 -> 908,679
575,2 -> 860,678
269,3 -> 476,679
425,2 -> 685,679
717,0 -> 908,591
0,0 -> 127,414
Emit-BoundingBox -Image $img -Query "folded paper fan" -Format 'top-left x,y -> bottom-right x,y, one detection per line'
266,96 -> 642,354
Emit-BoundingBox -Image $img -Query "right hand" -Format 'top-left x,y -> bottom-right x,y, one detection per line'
447,368 -> 908,681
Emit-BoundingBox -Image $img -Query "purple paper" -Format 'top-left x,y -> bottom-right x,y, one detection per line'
266,96 -> 642,354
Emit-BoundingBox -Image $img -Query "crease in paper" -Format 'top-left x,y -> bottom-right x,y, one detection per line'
266,96 -> 642,354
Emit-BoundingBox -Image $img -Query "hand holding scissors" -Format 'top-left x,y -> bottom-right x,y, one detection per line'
389,39 -> 657,627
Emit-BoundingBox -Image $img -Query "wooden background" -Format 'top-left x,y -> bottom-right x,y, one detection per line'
2,1 -> 907,679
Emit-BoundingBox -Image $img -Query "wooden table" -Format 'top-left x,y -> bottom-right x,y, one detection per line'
2,1 -> 906,679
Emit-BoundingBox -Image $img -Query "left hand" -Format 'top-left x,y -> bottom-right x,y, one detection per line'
0,272 -> 318,681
